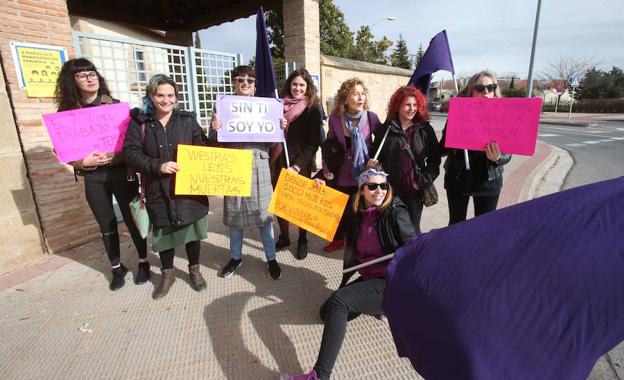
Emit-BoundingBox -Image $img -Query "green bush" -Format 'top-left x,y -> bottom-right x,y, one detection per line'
542,99 -> 624,113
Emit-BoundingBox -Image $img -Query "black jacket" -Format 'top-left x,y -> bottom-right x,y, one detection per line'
371,119 -> 441,192
440,126 -> 512,195
123,108 -> 209,228
272,105 -> 322,173
341,196 -> 417,286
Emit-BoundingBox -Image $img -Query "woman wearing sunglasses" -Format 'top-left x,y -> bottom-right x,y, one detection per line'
210,65 -> 285,281
53,58 -> 148,291
369,86 -> 441,234
281,167 -> 416,380
269,68 -> 323,260
440,71 -> 512,225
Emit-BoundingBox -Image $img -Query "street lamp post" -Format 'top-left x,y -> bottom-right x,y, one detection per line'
371,16 -> 396,28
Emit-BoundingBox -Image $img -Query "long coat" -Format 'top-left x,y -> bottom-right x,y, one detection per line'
123,108 -> 209,228
222,142 -> 273,228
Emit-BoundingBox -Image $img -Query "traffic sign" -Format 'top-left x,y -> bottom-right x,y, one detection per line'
570,76 -> 580,88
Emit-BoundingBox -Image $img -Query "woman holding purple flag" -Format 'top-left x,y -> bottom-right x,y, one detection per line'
210,65 -> 285,280
368,86 -> 441,234
53,58 -> 148,291
269,68 -> 322,260
281,167 -> 416,380
440,71 -> 512,225
320,77 -> 381,252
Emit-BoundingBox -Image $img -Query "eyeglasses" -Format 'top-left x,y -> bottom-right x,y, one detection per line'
473,83 -> 497,93
74,72 -> 98,81
233,76 -> 256,85
365,182 -> 388,191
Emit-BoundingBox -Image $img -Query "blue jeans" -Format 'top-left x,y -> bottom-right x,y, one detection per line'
229,223 -> 276,261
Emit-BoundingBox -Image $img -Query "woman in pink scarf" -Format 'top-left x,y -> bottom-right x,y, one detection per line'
269,68 -> 323,260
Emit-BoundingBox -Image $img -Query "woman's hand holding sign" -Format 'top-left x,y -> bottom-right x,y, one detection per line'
485,141 -> 502,163
82,151 -> 111,167
160,161 -> 179,174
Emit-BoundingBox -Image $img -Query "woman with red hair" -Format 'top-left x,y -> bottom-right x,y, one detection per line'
369,86 -> 440,233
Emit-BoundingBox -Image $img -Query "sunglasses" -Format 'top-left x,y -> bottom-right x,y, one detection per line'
74,72 -> 98,81
473,83 -> 497,93
233,76 -> 256,85
365,182 -> 388,191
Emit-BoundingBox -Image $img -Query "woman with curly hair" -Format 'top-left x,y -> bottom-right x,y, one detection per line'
320,78 -> 381,252
369,85 -> 441,234
269,68 -> 323,260
53,58 -> 148,290
439,71 -> 511,225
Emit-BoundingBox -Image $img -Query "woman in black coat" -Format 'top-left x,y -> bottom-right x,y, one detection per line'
123,74 -> 210,299
369,86 -> 441,234
440,71 -> 512,225
281,167 -> 416,380
269,68 -> 322,260
53,58 -> 148,291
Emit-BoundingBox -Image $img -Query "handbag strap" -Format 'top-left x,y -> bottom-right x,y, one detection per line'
139,123 -> 146,207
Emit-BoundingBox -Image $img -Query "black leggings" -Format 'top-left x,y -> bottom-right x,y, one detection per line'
158,240 -> 201,269
84,167 -> 147,266
314,278 -> 385,380
447,190 -> 500,225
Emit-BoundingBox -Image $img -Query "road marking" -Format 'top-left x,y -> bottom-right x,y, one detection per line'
617,128 -> 624,131
582,140 -> 601,144
538,133 -> 560,137
566,143 -> 584,147
597,139 -> 614,143
610,137 -> 624,140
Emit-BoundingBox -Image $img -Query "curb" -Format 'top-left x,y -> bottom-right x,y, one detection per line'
539,120 -> 596,128
519,143 -> 558,202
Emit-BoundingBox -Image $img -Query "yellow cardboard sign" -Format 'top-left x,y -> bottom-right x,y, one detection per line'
175,145 -> 253,196
268,168 -> 349,241
16,46 -> 64,97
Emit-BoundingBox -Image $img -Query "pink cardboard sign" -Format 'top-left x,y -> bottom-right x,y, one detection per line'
445,97 -> 543,156
42,102 -> 131,163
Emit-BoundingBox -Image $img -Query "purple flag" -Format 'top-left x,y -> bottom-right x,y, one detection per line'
255,6 -> 277,98
408,30 -> 455,96
383,177 -> 624,380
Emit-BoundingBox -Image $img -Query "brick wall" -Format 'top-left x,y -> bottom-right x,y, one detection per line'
0,0 -> 101,256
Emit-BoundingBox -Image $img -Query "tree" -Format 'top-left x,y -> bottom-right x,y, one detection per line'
319,0 -> 355,58
540,55 -> 594,86
353,25 -> 392,64
577,66 -> 624,99
390,34 -> 411,69
266,0 -> 392,65
415,44 -> 425,65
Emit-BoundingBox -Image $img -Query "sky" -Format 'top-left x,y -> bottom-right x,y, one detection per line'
199,0 -> 624,80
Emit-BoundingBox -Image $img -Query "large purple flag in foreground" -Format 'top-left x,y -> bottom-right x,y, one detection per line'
407,30 -> 455,96
383,177 -> 624,380
255,6 -> 277,98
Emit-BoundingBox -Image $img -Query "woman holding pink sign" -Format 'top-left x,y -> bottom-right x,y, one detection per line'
440,71 -> 512,225
124,74 -> 210,299
269,69 -> 323,260
53,58 -> 148,291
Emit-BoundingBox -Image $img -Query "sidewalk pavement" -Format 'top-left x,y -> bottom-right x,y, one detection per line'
0,135 -> 566,379
539,111 -> 624,127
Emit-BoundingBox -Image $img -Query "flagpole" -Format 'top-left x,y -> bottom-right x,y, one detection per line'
343,253 -> 395,274
275,88 -> 291,168
452,74 -> 470,171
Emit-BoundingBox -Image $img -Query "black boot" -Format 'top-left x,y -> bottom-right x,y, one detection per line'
275,235 -> 291,251
110,264 -> 128,291
296,240 -> 308,260
135,261 -> 150,284
188,264 -> 207,291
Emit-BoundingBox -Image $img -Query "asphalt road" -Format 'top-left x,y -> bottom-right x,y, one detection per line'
537,121 -> 624,190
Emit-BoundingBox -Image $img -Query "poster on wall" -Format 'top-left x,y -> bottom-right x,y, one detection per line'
10,42 -> 68,98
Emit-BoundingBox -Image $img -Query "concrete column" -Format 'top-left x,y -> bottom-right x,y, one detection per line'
283,0 -> 321,76
0,64 -> 47,275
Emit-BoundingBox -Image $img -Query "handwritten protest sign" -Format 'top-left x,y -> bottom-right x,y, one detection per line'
42,102 -> 131,163
216,94 -> 284,142
445,97 -> 543,156
175,145 -> 253,196
268,169 -> 349,241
